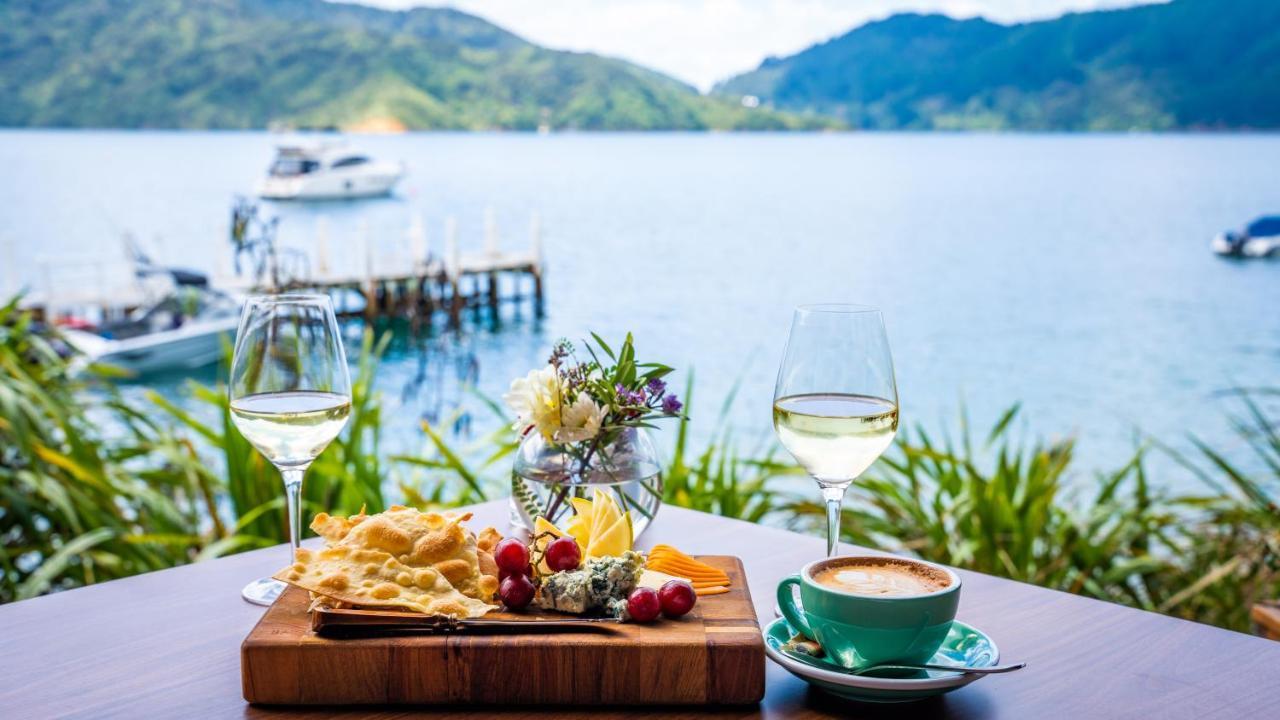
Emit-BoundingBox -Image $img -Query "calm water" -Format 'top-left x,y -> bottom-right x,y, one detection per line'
2,130 -> 1278,491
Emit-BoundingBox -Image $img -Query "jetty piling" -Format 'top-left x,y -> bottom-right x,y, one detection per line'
287,211 -> 543,328
315,217 -> 331,278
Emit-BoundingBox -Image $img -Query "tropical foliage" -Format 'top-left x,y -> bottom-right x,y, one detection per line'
1154,393 -> 1280,629
786,407 -> 1179,605
780,402 -> 1280,631
0,303 -> 389,602
146,331 -> 391,545
0,297 -> 202,602
2,304 -> 1277,636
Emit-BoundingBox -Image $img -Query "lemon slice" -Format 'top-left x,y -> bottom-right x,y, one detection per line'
586,511 -> 632,558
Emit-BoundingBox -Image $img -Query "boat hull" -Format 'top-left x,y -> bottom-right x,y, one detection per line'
258,163 -> 404,201
63,319 -> 238,375
1242,237 -> 1279,258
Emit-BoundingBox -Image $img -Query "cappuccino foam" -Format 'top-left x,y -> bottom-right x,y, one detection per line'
813,558 -> 950,597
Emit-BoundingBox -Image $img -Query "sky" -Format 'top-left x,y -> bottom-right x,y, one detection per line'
356,0 -> 1164,91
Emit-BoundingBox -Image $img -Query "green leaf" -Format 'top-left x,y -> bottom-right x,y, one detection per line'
16,528 -> 115,600
589,332 -> 616,361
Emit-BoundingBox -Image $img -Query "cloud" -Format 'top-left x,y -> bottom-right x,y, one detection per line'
353,0 -> 1164,91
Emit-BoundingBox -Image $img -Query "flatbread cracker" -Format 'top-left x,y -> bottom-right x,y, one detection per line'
275,544 -> 493,618
274,506 -> 503,617
309,505 -> 500,602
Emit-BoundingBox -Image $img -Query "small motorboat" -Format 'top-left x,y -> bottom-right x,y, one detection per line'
60,285 -> 242,375
61,287 -> 241,375
257,141 -> 405,201
1211,216 -> 1280,258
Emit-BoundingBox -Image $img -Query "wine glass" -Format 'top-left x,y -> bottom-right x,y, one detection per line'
229,294 -> 352,606
773,304 -> 898,557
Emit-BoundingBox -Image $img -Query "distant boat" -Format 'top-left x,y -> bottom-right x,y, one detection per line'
58,249 -> 242,375
1211,216 -> 1280,258
256,141 -> 405,201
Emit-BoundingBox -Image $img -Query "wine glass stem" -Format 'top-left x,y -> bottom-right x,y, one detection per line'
821,484 -> 847,557
282,468 -> 305,563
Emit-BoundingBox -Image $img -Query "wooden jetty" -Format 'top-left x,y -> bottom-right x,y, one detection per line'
12,210 -> 546,329
265,210 -> 546,328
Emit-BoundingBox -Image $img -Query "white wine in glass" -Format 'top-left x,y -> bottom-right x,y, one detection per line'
773,306 -> 899,557
229,294 -> 351,606
230,391 -> 352,467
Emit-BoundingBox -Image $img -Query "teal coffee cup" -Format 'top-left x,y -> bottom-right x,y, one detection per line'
776,555 -> 961,669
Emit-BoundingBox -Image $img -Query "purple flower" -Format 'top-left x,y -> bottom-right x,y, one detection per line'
646,378 -> 666,396
662,394 -> 683,415
615,384 -> 644,407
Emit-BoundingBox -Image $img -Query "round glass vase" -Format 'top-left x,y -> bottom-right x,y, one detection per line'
509,426 -> 663,540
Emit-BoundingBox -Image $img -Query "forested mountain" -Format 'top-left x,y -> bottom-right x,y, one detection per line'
717,0 -> 1280,130
0,0 -> 825,130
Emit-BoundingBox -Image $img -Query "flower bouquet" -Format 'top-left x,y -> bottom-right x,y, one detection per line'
505,333 -> 684,538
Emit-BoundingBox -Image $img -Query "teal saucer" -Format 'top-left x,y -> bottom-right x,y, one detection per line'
763,616 -> 999,703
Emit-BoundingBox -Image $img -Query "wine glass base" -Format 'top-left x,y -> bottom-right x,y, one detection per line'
241,577 -> 286,606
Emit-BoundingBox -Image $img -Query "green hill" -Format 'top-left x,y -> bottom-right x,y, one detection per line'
716,0 -> 1280,131
0,0 -> 829,131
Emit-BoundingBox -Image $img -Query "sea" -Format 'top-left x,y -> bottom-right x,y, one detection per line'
2,130 -> 1278,495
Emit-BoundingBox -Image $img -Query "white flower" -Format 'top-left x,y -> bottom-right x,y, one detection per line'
503,365 -> 561,442
554,393 -> 606,444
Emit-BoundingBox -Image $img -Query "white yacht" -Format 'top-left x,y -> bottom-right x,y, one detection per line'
257,142 -> 405,200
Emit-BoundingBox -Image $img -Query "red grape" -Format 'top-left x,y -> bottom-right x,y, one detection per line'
494,538 -> 531,575
658,580 -> 697,618
545,536 -> 582,572
499,573 -> 535,610
627,587 -> 661,623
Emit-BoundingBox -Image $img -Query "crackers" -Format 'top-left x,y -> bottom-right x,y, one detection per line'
275,505 -> 502,618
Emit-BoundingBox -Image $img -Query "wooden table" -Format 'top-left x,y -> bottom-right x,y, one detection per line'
3,501 -> 1278,719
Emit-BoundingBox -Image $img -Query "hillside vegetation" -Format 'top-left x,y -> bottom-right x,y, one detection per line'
0,0 -> 828,131
717,0 -> 1280,130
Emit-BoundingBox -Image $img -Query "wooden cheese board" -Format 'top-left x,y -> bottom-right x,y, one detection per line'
241,555 -> 764,706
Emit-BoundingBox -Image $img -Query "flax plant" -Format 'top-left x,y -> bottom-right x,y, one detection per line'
4,296 -> 1278,637
785,406 -> 1181,609
149,329 -> 390,544
393,389 -> 519,508
0,299 -> 206,601
662,374 -> 793,523
1157,391 -> 1280,629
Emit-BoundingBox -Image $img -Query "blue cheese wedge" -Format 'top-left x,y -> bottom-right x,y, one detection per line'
585,551 -> 643,607
538,567 -> 590,613
537,551 -> 644,616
